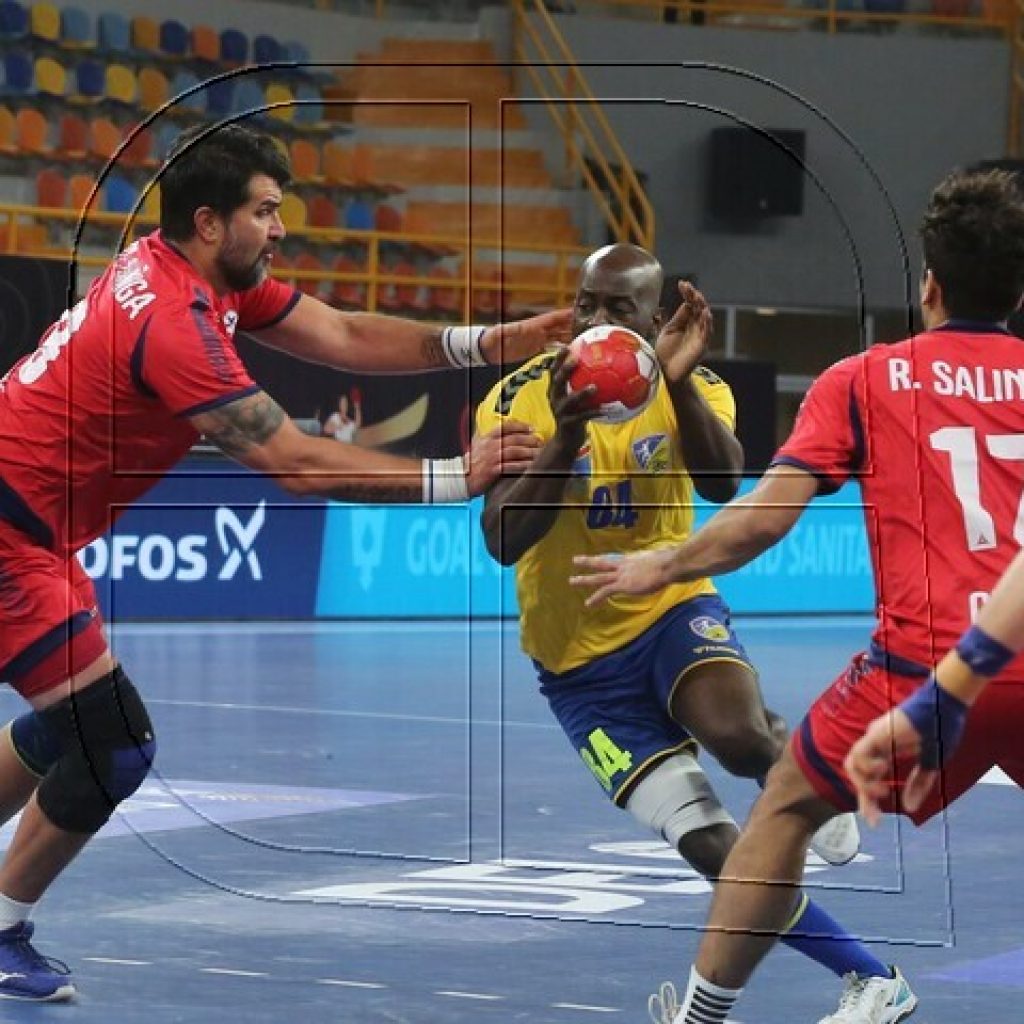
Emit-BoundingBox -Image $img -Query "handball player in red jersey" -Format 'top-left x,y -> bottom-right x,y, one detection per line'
571,169 -> 1024,1024
0,121 -> 568,1000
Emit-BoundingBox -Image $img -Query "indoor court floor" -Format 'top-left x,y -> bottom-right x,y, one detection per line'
0,617 -> 1017,1023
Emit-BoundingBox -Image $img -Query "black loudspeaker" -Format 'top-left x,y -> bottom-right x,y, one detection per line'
707,127 -> 806,221
704,359 -> 777,474
0,255 -> 74,376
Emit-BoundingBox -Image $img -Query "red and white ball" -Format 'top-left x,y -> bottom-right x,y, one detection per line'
567,325 -> 661,424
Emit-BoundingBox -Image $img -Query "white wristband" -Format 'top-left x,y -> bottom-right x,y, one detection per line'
422,456 -> 469,503
441,325 -> 489,368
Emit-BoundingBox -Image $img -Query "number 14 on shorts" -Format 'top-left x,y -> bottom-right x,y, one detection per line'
580,728 -> 633,791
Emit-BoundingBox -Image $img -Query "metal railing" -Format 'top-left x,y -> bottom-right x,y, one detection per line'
509,0 -> 656,249
0,202 -> 587,316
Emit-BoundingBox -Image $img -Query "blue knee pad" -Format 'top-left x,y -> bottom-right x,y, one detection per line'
8,710 -> 63,778
35,666 -> 156,834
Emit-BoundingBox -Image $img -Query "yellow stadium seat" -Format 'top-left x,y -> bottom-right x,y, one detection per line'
137,68 -> 169,112
265,82 -> 295,123
279,193 -> 307,231
130,16 -> 160,54
30,2 -> 61,43
106,64 -> 137,106
34,56 -> 65,98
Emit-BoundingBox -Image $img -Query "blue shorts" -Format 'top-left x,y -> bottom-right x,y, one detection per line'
537,595 -> 753,806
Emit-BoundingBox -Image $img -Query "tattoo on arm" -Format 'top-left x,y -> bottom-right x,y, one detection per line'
198,392 -> 286,459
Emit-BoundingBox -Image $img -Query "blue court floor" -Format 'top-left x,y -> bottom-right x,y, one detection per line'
0,617 -> 1018,1023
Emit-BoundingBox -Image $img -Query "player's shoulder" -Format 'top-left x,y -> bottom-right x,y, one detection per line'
489,350 -> 559,416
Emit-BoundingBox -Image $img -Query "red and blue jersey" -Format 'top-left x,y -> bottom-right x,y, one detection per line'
775,322 -> 1024,677
0,231 -> 299,556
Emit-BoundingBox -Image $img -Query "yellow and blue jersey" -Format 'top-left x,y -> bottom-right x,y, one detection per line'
476,352 -> 737,674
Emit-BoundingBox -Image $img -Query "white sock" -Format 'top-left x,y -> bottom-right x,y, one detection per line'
675,965 -> 743,1024
0,892 -> 34,930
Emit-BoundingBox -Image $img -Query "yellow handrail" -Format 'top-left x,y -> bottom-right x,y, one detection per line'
0,202 -> 587,314
510,0 -> 656,250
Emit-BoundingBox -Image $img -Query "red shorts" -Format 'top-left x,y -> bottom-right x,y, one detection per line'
793,653 -> 1024,825
0,518 -> 107,700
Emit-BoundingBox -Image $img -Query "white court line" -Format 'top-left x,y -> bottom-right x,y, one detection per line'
551,1003 -> 620,1014
200,968 -> 269,978
317,979 -> 387,989
82,957 -> 151,966
435,990 -> 504,1001
146,697 -> 559,731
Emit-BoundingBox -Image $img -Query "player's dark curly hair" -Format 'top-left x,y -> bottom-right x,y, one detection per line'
159,122 -> 291,241
920,169 -> 1024,321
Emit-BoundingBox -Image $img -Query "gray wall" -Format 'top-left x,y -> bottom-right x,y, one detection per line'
519,14 -> 1009,311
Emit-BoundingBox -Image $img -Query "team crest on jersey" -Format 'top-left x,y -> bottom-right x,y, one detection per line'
633,434 -> 669,473
689,615 -> 730,642
223,311 -> 239,336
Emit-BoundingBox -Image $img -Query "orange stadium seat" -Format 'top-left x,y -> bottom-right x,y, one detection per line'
119,124 -> 154,169
322,142 -> 355,187
191,24 -> 219,63
89,117 -> 121,161
307,195 -> 338,229
35,167 -> 67,208
56,112 -> 87,158
294,251 -> 324,298
330,255 -> 367,310
0,106 -> 16,156
289,138 -> 320,182
137,67 -> 169,112
15,106 -> 48,155
68,173 -> 95,215
130,15 -> 159,54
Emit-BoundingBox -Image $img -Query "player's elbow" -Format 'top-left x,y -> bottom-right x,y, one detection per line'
693,471 -> 742,505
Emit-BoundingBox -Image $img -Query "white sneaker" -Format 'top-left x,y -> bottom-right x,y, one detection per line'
818,966 -> 918,1024
810,811 -> 861,866
648,981 -> 680,1023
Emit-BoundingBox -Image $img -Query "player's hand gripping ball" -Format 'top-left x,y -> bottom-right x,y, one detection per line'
567,325 -> 661,424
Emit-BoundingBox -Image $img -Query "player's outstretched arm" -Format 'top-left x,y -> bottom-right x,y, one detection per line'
191,390 -> 540,503
570,466 -> 815,605
846,547 -> 1024,825
247,294 -> 572,372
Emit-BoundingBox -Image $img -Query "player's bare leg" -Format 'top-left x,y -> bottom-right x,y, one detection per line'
695,745 -> 831,987
0,729 -> 42,824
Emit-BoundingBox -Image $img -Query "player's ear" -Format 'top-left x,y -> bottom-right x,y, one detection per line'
920,268 -> 940,309
194,206 -> 222,244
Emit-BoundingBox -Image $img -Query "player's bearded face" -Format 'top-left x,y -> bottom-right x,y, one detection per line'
217,221 -> 272,292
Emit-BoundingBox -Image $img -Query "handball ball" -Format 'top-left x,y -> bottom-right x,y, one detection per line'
567,325 -> 661,424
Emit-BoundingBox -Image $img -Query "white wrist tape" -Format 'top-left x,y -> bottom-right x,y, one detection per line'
441,325 -> 489,368
422,457 -> 469,503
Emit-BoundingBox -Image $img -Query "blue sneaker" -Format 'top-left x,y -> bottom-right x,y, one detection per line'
0,922 -> 75,1001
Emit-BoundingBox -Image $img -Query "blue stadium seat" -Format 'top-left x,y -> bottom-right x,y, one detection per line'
0,0 -> 27,39
1,50 -> 32,95
205,77 -> 235,116
104,174 -> 139,215
220,27 -> 247,65
153,119 -> 179,160
97,11 -> 130,53
60,5 -> 92,47
252,34 -> 282,66
169,69 -> 204,113
73,58 -> 105,101
232,78 -> 266,118
343,199 -> 375,232
159,19 -> 189,59
282,40 -> 311,67
293,82 -> 323,125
